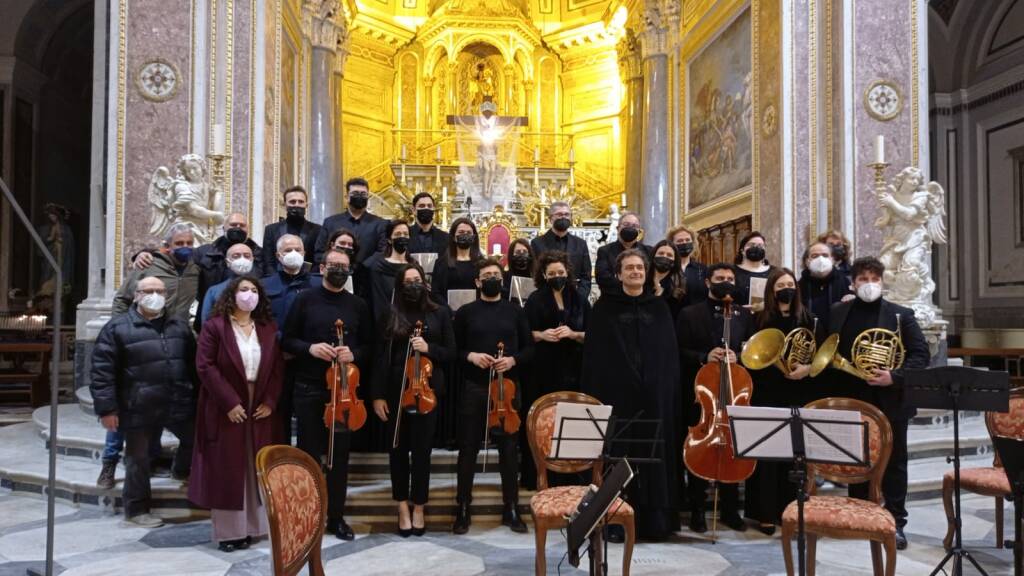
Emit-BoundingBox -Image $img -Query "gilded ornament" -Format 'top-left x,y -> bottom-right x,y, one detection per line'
761,103 -> 776,136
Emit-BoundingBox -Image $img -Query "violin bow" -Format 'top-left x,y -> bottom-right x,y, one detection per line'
392,334 -> 413,450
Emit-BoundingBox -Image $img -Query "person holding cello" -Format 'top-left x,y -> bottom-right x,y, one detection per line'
675,262 -> 755,534
282,248 -> 373,541
452,258 -> 533,535
371,262 -> 455,537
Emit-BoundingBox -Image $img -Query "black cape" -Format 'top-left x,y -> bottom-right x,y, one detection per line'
581,291 -> 681,540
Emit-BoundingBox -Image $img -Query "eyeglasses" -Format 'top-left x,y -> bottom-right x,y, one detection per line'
324,264 -> 351,273
135,288 -> 166,296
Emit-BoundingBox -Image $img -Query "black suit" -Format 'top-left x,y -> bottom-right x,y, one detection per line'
530,230 -> 593,301
827,298 -> 930,529
261,219 -> 322,272
594,241 -> 653,296
675,299 -> 755,515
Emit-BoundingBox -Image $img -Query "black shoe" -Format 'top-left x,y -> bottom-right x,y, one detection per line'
329,517 -> 354,541
721,512 -> 747,532
151,457 -> 173,478
217,538 -> 248,552
689,511 -> 707,534
452,503 -> 471,535
758,523 -> 776,536
96,460 -> 117,490
605,525 -> 625,543
501,505 -> 528,534
895,527 -> 908,550
411,527 -> 426,537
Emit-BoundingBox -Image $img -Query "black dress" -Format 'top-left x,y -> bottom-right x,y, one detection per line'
734,265 -> 774,308
429,256 -> 479,447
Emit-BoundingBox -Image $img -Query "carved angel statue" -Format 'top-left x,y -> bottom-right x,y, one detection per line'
148,154 -> 225,245
875,166 -> 947,324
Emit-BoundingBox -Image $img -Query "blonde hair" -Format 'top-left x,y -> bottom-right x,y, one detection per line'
666,224 -> 699,253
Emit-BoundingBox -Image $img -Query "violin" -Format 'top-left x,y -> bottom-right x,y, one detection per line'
683,296 -> 756,486
323,319 -> 366,469
393,321 -> 437,448
486,342 -> 520,435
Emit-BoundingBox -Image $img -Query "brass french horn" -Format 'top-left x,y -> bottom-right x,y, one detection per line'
741,327 -> 818,374
810,326 -> 905,380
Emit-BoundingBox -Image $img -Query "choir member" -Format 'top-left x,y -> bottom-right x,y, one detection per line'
595,212 -> 653,296
733,231 -> 774,309
818,229 -> 853,280
651,240 -> 687,322
798,241 -> 852,346
503,238 -> 534,305
409,192 -> 449,256
431,217 -> 483,304
530,201 -> 593,301
260,186 -> 321,272
361,219 -> 415,321
667,224 -> 708,307
314,177 -> 385,265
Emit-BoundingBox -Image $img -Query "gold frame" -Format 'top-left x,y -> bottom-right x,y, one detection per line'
476,205 -> 518,256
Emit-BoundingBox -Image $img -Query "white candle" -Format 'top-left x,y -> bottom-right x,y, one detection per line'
442,186 -> 448,202
569,148 -> 575,163
874,135 -> 885,164
540,188 -> 547,203
534,146 -> 540,162
621,193 -> 627,207
492,243 -> 502,256
436,145 -> 442,162
401,144 -> 408,161
212,124 -> 226,155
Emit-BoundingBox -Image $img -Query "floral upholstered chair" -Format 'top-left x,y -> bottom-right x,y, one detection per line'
780,398 -> 896,576
256,445 -> 327,576
941,388 -> 1024,550
527,391 -> 635,576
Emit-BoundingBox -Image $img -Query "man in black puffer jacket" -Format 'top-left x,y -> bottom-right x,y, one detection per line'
90,276 -> 197,528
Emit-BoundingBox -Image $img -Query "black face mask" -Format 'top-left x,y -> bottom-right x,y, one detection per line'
675,242 -> 694,257
325,269 -> 350,288
653,256 -> 675,273
454,234 -> 475,249
553,218 -> 571,233
335,246 -> 355,259
401,282 -> 425,302
225,227 -> 247,245
391,237 -> 410,254
348,195 -> 368,210
510,253 -> 531,271
547,276 -> 568,291
830,244 -> 847,261
416,208 -> 434,225
744,245 -> 766,262
709,281 -> 735,300
619,227 -> 639,243
775,287 -> 797,304
285,206 -> 306,224
480,277 -> 503,297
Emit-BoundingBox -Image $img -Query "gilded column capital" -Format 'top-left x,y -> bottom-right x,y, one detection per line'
635,0 -> 679,59
617,29 -> 643,81
302,0 -> 347,52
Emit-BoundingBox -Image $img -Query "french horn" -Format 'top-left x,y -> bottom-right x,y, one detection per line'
810,320 -> 905,380
741,326 -> 818,374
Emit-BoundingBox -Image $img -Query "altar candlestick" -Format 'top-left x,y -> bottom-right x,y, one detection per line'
569,148 -> 575,163
401,144 -> 408,161
874,135 -> 885,164
436,145 -> 442,162
442,186 -> 448,203
534,147 -> 540,162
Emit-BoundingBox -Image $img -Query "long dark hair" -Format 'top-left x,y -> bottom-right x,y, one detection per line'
757,267 -> 812,330
533,249 -> 575,289
652,240 -> 686,300
385,262 -> 438,339
211,275 -> 275,323
327,228 -> 360,257
447,217 -> 482,266
383,218 -> 414,261
506,238 -> 533,277
735,231 -> 767,265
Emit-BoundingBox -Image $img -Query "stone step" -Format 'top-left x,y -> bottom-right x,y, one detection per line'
910,408 -> 985,429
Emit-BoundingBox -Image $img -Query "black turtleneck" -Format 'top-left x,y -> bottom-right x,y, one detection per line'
281,285 -> 373,383
454,297 -> 533,385
839,298 -> 883,362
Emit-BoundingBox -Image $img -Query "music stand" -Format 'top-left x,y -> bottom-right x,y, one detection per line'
904,366 -> 1010,576
729,405 -> 869,576
548,405 -> 662,576
993,435 -> 1024,576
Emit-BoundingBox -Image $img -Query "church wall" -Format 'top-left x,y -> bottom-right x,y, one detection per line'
262,0 -> 280,227
341,35 -> 397,189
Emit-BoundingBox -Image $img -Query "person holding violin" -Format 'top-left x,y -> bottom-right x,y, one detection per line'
675,262 -> 755,534
371,263 -> 455,537
582,249 -> 681,542
282,248 -> 373,541
452,258 -> 533,535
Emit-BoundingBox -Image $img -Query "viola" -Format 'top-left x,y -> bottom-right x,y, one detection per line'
486,342 -> 520,435
399,321 -> 437,414
324,319 -> 366,468
683,297 -> 756,485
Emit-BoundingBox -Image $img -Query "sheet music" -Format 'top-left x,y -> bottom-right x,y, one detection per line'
410,253 -> 437,275
509,276 -> 536,306
447,289 -> 477,311
551,402 -> 612,460
727,405 -> 864,464
748,277 -> 767,307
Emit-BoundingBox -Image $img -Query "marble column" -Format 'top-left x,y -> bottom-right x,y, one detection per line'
304,2 -> 345,223
617,31 -> 644,213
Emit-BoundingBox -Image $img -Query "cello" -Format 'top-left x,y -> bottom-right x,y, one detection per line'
483,342 -> 520,472
392,321 -> 437,448
683,295 -> 756,534
324,319 -> 366,469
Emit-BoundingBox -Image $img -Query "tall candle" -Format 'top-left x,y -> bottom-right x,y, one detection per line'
212,124 -> 226,155
621,193 -> 627,207
436,145 -> 442,162
492,243 -> 502,256
874,135 -> 885,164
569,148 -> 575,163
534,146 -> 540,162
442,186 -> 448,203
401,144 -> 408,161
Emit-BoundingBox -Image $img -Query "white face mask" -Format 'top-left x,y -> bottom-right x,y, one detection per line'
856,281 -> 883,303
228,257 -> 254,275
809,255 -> 834,278
280,250 -> 304,270
139,293 -> 166,313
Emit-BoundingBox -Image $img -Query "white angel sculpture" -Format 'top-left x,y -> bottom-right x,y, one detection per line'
148,154 -> 225,245
875,166 -> 947,324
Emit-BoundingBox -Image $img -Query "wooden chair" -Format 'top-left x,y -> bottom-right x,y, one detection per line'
941,387 -> 1024,549
527,391 -> 635,576
780,398 -> 896,576
256,445 -> 327,576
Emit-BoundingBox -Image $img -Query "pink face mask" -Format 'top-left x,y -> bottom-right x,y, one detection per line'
235,290 -> 259,312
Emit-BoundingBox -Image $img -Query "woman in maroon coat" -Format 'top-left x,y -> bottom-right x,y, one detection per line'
190,275 -> 284,552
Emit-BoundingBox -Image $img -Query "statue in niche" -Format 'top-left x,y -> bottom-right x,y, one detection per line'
607,203 -> 621,243
147,153 -> 225,245
876,166 -> 947,326
33,203 -> 75,306
469,62 -> 496,111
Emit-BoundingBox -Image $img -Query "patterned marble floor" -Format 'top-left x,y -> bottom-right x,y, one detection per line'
0,490 -> 1015,575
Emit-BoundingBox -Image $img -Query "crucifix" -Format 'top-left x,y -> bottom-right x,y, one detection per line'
446,98 -> 528,199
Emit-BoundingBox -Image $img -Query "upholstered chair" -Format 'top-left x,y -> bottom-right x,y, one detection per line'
256,445 -> 328,576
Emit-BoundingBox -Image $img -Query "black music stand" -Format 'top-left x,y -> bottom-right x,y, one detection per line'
729,406 -> 869,576
904,366 -> 1010,576
993,435 -> 1024,576
548,406 -> 662,576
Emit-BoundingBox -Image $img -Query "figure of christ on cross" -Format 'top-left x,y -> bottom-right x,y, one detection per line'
446,100 -> 528,199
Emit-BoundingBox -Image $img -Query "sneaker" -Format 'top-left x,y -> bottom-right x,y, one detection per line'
125,513 -> 164,528
96,460 -> 117,490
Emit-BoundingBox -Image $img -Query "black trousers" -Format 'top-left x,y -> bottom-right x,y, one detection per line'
456,382 -> 519,505
687,474 -> 740,516
389,408 -> 438,505
850,417 -> 909,528
122,420 -> 194,518
294,390 -> 351,521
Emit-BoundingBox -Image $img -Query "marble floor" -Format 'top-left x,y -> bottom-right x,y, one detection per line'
0,490 -> 1016,575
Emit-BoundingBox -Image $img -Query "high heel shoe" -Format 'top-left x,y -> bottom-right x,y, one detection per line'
412,505 -> 426,536
397,502 -> 412,538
